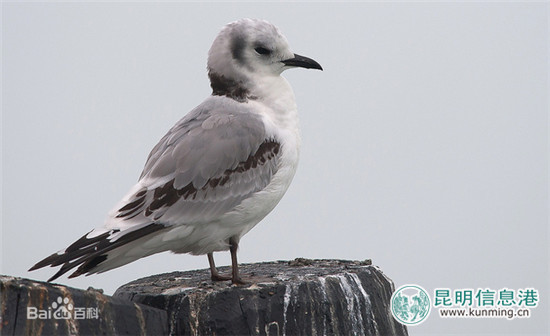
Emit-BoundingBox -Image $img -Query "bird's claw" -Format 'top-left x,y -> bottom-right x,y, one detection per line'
211,273 -> 232,282
231,276 -> 249,286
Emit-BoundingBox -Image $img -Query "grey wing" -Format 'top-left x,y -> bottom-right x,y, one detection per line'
28,100 -> 282,281
112,101 -> 281,226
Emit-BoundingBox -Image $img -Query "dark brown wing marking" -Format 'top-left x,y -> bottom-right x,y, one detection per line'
116,139 -> 281,221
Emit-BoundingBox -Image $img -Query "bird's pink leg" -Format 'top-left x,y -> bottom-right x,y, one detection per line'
229,238 -> 248,285
207,253 -> 231,281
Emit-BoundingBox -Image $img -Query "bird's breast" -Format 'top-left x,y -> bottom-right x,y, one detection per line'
216,141 -> 299,235
214,101 -> 301,237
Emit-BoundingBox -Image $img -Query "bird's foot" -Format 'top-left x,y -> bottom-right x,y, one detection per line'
232,276 -> 250,286
210,272 -> 249,285
211,273 -> 232,282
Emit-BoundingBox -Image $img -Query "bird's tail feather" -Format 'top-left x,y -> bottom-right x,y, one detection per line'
29,223 -> 166,282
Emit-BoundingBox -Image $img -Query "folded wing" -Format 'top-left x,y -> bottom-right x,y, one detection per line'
30,99 -> 282,281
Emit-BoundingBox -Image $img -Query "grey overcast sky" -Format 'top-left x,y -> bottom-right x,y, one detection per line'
2,2 -> 548,335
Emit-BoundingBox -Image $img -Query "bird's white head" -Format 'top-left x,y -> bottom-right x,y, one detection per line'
207,19 -> 322,101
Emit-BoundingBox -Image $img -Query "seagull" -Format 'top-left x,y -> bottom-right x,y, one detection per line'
29,18 -> 322,285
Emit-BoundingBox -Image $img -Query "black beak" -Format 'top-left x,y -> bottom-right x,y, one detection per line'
282,53 -> 323,70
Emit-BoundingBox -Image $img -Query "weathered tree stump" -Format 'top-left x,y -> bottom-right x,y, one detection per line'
114,259 -> 408,336
1,259 -> 407,335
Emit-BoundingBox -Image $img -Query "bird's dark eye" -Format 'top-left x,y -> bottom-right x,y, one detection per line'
254,47 -> 271,55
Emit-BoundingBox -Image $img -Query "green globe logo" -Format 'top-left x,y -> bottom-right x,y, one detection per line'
391,285 -> 431,325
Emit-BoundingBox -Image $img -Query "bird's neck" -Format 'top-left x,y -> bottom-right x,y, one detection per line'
208,71 -> 295,106
208,71 -> 299,132
251,75 -> 301,139
251,75 -> 297,114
